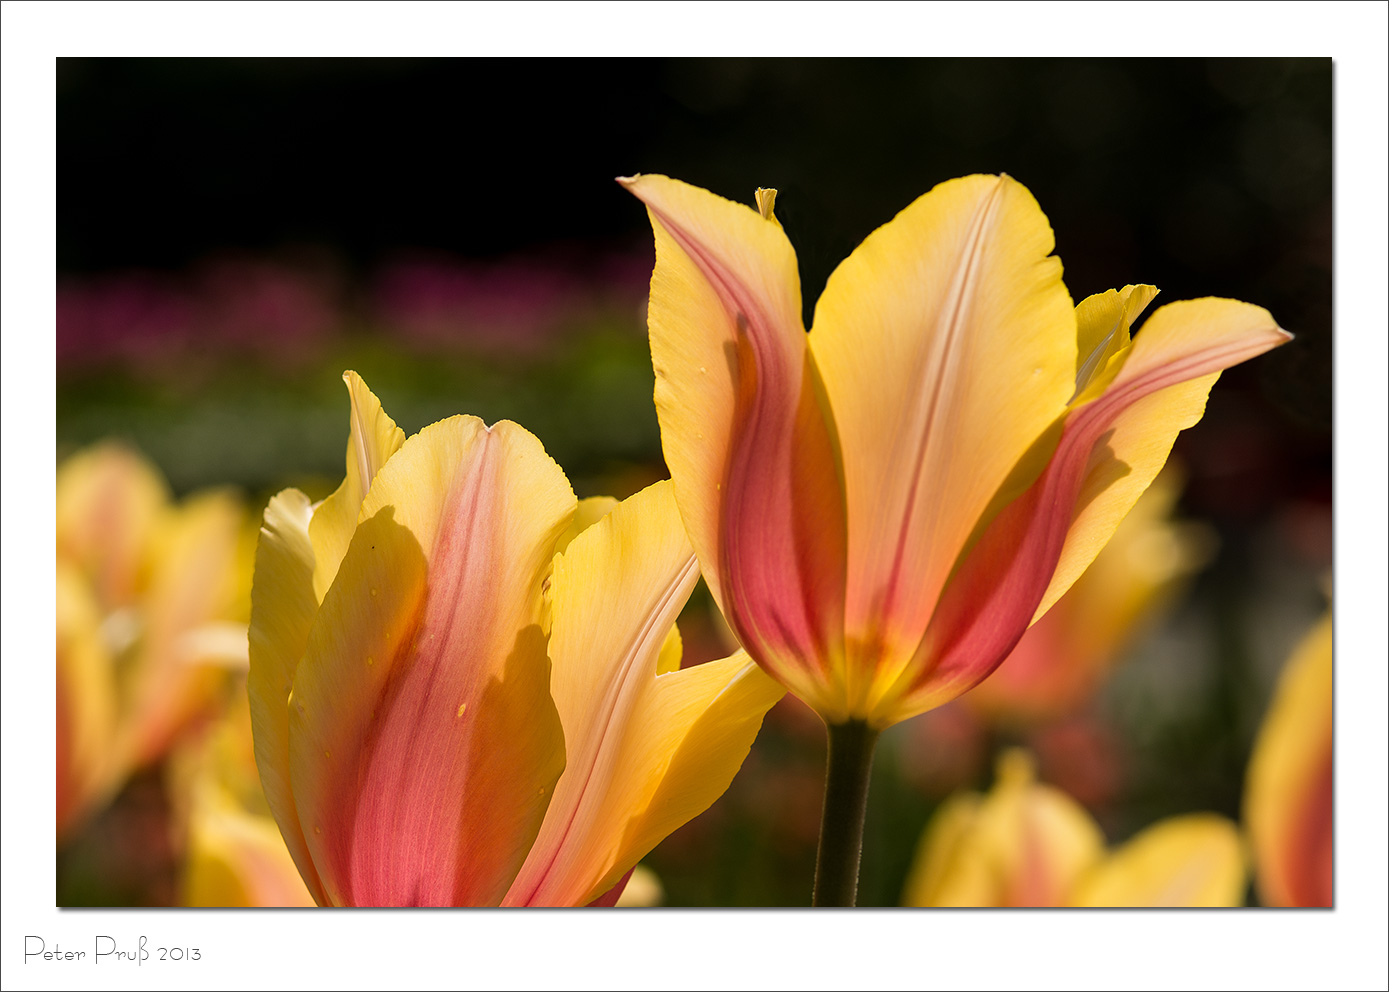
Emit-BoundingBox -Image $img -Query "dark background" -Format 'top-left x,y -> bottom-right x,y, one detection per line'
57,58 -> 1332,906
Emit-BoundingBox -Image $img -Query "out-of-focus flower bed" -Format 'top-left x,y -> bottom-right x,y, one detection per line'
56,247 -> 1331,908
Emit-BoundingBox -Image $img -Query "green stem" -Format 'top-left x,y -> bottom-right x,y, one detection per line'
812,719 -> 880,907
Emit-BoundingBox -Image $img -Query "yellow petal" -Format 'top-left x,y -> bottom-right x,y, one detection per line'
503,480 -> 784,906
1035,298 -> 1290,620
656,622 -> 683,676
1072,284 -> 1159,396
1245,612 -> 1333,907
56,561 -> 118,841
621,175 -> 847,709
808,175 -> 1077,713
903,749 -> 1104,906
246,487 -> 328,905
1070,814 -> 1246,907
900,791 -> 986,906
121,489 -> 244,769
56,442 -> 168,609
183,786 -> 317,907
556,495 -> 620,554
288,416 -> 573,906
307,371 -> 407,601
614,864 -> 665,907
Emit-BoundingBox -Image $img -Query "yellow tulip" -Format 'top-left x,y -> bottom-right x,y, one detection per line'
903,749 -> 1246,907
248,372 -> 783,906
965,467 -> 1214,725
1244,612 -> 1332,907
621,173 -> 1290,731
56,443 -> 251,840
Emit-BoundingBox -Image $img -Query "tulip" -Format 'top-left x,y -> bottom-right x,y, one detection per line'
56,443 -> 251,841
1244,612 -> 1332,907
903,749 -> 1246,907
964,467 -> 1214,725
248,372 -> 783,906
621,173 -> 1290,903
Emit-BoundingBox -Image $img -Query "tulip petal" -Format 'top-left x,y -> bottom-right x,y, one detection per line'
308,371 -> 407,601
247,487 -> 328,905
807,175 -> 1077,710
503,481 -> 784,906
1069,814 -> 1246,907
290,416 -> 573,906
1245,613 -> 1333,907
1038,297 -> 1290,619
1072,284 -> 1158,396
621,174 -> 847,701
122,490 -> 244,768
892,298 -> 1289,722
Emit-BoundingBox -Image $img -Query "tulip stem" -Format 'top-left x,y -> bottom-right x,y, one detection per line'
812,719 -> 879,907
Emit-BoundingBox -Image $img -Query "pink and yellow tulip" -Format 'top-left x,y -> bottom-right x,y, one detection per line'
248,372 -> 783,906
903,749 -> 1246,907
621,173 -> 1290,730
1244,612 -> 1332,907
56,443 -> 251,840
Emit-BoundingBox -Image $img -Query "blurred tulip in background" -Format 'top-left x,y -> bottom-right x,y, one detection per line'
57,443 -> 251,842
902,749 -> 1246,907
1244,611 -> 1332,907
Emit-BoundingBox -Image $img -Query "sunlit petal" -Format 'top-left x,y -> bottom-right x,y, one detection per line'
809,175 -> 1076,715
621,174 -> 847,706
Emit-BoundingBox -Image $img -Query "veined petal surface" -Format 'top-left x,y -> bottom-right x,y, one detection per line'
289,416 -> 573,906
808,174 -> 1077,716
621,175 -> 847,705
1245,613 -> 1333,907
504,481 -> 783,906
